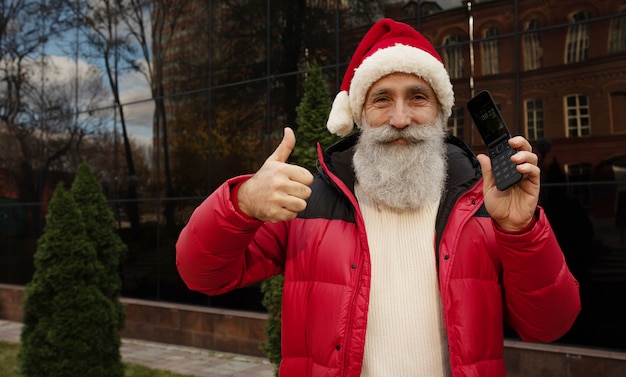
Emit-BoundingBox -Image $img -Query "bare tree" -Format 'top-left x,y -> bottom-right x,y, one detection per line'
87,0 -> 391,213
1,1 -> 64,128
0,0 -> 80,234
68,0 -> 142,231
115,0 -> 193,227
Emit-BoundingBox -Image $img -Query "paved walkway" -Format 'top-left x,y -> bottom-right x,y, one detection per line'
0,319 -> 274,377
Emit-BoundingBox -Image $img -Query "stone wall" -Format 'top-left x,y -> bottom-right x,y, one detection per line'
121,297 -> 267,357
0,284 -> 23,322
503,339 -> 626,377
0,284 -> 267,357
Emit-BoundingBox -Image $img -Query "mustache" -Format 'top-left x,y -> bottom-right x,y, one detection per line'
363,123 -> 443,144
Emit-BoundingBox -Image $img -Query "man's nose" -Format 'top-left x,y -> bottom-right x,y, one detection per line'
389,102 -> 411,129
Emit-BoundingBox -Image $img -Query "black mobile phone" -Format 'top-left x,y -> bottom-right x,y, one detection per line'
467,90 -> 522,191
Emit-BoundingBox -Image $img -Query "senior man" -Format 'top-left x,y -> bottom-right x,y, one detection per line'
176,18 -> 580,377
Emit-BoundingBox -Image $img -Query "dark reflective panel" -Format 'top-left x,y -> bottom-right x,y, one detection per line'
1,0 -> 625,353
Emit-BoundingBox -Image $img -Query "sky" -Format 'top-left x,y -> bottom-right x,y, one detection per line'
37,27 -> 154,149
35,54 -> 154,148
36,0 -> 466,149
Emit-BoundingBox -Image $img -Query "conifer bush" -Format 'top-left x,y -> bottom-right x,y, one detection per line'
19,177 -> 124,376
260,60 -> 337,375
71,159 -> 126,330
260,273 -> 283,376
291,60 -> 340,172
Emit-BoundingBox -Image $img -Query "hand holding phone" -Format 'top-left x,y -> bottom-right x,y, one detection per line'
467,90 -> 522,191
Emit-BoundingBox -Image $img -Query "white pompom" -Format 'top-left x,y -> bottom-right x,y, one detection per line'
326,91 -> 354,137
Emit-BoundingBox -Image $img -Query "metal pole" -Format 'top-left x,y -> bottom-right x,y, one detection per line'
417,0 -> 422,31
207,0 -> 212,190
513,0 -> 521,135
266,0 -> 271,154
467,0 -> 475,146
335,0 -> 340,91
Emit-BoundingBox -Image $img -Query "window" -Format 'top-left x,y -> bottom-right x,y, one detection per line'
523,19 -> 543,70
481,27 -> 500,75
565,11 -> 589,63
525,98 -> 544,140
609,8 -> 626,53
447,107 -> 464,139
442,34 -> 463,79
565,94 -> 590,137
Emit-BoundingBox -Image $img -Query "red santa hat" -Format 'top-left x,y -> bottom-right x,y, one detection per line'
326,18 -> 454,136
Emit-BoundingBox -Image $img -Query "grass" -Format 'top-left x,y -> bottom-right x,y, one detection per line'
0,342 -> 193,377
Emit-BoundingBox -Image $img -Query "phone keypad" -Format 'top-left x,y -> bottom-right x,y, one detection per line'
489,140 -> 522,190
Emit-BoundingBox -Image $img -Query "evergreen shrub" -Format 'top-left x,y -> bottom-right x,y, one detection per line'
19,161 -> 126,377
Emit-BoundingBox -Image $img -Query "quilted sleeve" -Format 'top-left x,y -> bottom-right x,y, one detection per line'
176,175 -> 286,296
497,207 -> 581,342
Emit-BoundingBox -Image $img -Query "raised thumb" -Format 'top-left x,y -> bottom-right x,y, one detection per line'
268,127 -> 296,163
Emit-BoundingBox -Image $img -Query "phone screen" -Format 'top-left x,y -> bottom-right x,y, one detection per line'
467,90 -> 522,190
468,91 -> 509,146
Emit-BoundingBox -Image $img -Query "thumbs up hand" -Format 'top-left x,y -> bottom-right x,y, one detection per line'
237,127 -> 314,222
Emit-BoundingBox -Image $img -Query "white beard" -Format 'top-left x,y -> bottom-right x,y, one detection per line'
353,116 -> 448,211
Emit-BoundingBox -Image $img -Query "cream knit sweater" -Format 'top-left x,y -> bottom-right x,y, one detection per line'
356,185 -> 450,377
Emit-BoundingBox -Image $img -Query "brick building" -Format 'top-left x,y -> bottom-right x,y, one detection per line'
381,0 -> 626,219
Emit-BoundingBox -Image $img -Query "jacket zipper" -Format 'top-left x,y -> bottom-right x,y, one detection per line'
316,141 -> 367,377
341,248 -> 364,377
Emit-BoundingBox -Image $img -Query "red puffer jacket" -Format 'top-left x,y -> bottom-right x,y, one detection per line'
176,134 -> 580,377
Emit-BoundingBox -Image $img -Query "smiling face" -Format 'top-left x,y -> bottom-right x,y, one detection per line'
363,73 -> 440,143
353,72 -> 448,211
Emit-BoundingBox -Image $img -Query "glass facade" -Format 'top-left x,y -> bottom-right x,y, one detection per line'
1,0 -> 625,351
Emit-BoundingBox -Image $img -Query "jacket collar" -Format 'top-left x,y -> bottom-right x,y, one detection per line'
316,131 -> 483,262
317,133 -> 360,194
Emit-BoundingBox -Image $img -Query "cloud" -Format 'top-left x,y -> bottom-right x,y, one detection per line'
37,55 -> 100,85
27,55 -> 105,102
118,69 -> 155,136
28,54 -> 155,141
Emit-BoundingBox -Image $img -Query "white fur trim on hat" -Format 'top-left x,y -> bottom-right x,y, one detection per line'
349,43 -> 454,128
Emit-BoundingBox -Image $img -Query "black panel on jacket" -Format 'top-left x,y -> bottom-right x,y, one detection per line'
297,132 -> 483,228
297,175 -> 356,223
